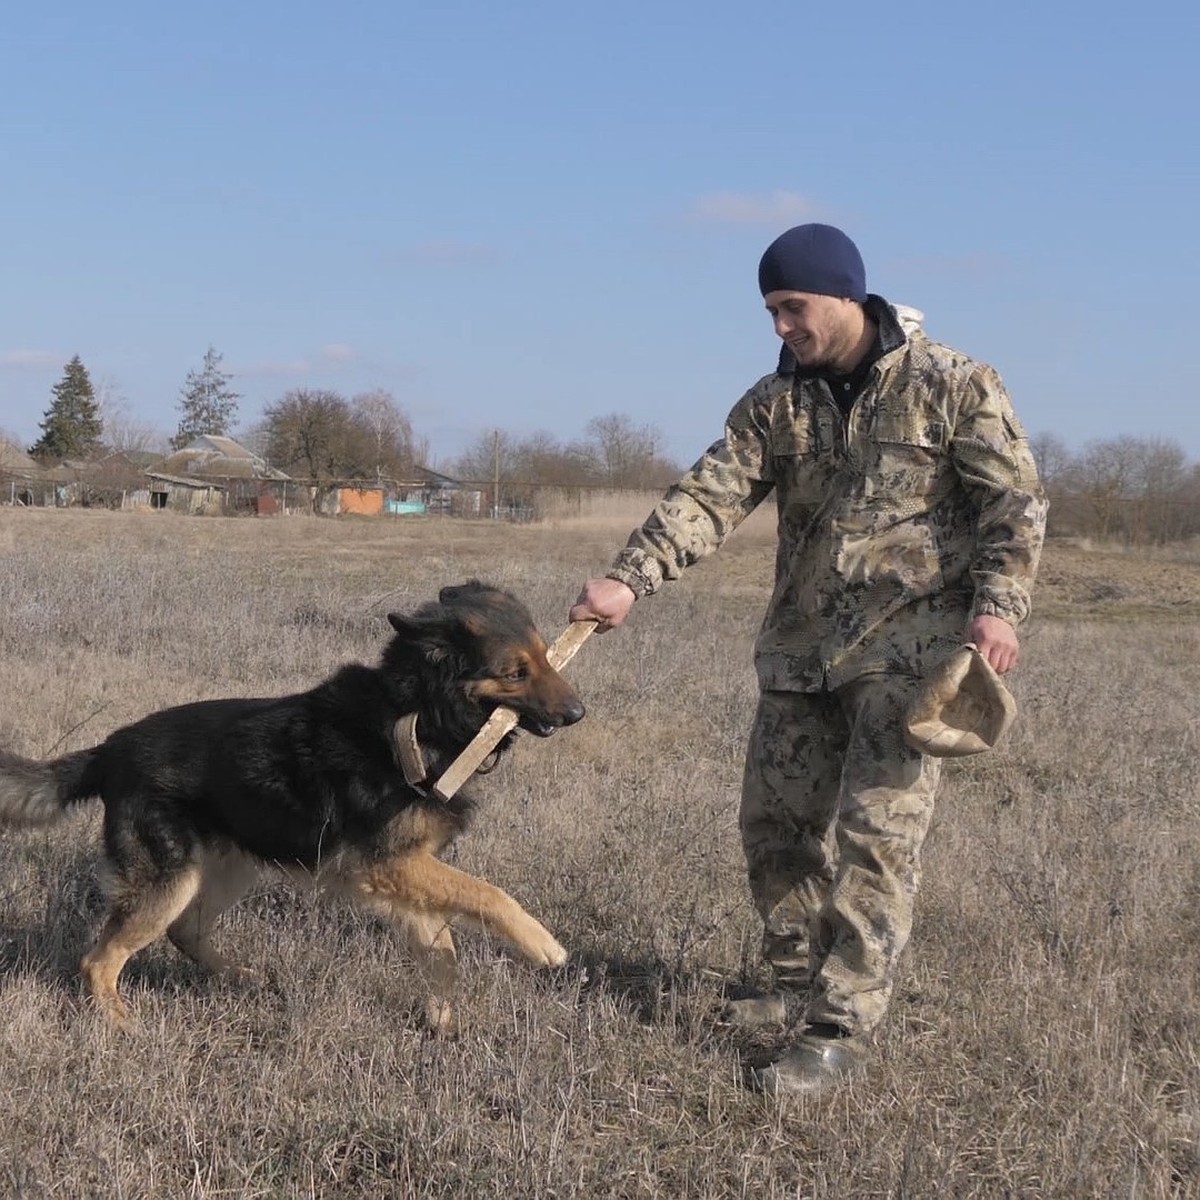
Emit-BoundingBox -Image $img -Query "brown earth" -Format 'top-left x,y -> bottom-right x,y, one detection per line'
1035,538 -> 1200,619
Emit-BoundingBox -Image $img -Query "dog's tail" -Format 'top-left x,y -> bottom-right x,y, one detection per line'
0,748 -> 102,827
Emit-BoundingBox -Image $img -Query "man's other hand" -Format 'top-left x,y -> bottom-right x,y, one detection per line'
968,613 -> 1020,674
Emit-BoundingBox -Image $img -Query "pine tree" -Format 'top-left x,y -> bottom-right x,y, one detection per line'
29,355 -> 104,462
172,346 -> 240,449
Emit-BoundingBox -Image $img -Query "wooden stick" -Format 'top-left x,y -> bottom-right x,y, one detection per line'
431,620 -> 597,801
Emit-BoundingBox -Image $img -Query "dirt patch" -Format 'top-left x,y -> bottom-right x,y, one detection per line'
1035,540 -> 1200,619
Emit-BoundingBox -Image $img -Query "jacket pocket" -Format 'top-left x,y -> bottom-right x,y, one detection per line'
832,516 -> 945,593
867,409 -> 946,500
770,409 -> 826,505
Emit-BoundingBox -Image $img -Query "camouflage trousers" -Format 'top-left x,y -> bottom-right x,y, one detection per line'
739,674 -> 941,1036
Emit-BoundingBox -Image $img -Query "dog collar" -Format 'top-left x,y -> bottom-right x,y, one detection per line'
394,712 -> 505,797
394,713 -> 431,788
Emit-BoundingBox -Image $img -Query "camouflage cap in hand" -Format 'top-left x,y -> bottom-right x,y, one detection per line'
903,644 -> 1017,758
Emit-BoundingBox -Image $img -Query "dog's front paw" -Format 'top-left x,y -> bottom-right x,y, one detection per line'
89,993 -> 136,1032
425,996 -> 456,1037
529,928 -> 568,969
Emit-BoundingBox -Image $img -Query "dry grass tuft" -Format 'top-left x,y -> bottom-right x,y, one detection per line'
0,507 -> 1197,1197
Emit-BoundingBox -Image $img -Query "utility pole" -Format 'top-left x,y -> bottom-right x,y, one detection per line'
492,429 -> 500,519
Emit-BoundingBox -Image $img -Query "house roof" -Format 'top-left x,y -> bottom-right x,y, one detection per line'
411,464 -> 463,487
155,435 -> 289,480
186,435 -> 251,457
146,472 -> 228,491
118,449 -> 164,469
0,441 -> 44,479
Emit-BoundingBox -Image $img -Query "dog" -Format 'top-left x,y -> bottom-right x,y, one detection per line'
0,581 -> 584,1031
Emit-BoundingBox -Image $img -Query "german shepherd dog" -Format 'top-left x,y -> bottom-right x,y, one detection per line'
0,581 -> 583,1032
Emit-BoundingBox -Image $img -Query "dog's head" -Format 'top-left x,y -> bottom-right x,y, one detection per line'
385,581 -> 585,745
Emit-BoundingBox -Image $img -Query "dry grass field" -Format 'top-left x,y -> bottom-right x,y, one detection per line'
1,506 -> 1198,1198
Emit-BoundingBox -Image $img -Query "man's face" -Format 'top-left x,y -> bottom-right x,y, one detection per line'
763,290 -> 860,372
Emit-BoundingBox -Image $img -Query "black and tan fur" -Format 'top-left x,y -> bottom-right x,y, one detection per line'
0,581 -> 584,1032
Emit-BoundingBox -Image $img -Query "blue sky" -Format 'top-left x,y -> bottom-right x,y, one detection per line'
2,1 -> 1197,468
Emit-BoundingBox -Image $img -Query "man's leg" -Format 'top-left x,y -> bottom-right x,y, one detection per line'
805,672 -> 941,1035
732,688 -> 846,1025
755,673 -> 940,1093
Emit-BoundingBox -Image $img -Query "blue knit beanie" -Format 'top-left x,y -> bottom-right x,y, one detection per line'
757,223 -> 867,301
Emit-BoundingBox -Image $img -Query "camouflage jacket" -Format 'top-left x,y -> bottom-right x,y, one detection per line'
606,300 -> 1048,691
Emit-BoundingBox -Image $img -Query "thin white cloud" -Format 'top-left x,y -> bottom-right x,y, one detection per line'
394,239 -> 502,266
688,190 -> 822,227
235,344 -> 363,378
0,349 -> 57,368
235,358 -> 313,379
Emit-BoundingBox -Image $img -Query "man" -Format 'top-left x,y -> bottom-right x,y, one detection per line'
569,223 -> 1047,1095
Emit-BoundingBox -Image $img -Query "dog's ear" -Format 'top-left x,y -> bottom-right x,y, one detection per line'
439,581 -> 496,640
438,580 -> 485,606
387,612 -> 419,636
386,611 -> 456,665
434,585 -> 489,643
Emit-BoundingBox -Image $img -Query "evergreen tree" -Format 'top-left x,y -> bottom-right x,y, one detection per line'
29,355 -> 104,462
172,346 -> 240,449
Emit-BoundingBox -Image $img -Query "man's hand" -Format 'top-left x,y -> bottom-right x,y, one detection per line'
968,613 -> 1020,674
569,577 -> 636,632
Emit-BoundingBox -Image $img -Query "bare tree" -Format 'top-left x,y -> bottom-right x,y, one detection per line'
350,389 -> 426,479
236,425 -> 272,462
1030,431 -> 1074,490
1184,463 -> 1200,541
451,429 -> 520,483
450,415 -> 681,490
512,431 -> 592,486
584,413 -> 679,487
1076,436 -> 1140,540
262,389 -> 355,482
97,380 -> 169,455
1128,437 -> 1190,543
1066,435 -> 1196,544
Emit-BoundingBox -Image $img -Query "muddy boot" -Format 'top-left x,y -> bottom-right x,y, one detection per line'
750,1025 -> 868,1097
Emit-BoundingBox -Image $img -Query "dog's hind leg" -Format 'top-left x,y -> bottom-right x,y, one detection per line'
81,867 -> 202,1028
167,851 -> 261,980
396,910 -> 459,1034
362,851 -> 567,971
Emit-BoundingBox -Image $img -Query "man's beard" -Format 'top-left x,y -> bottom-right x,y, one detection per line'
789,342 -> 840,376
